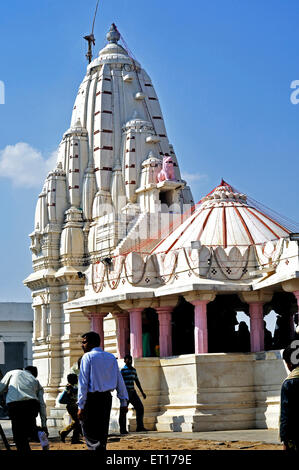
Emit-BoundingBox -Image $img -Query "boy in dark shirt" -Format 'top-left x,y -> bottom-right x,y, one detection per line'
59,373 -> 82,444
119,355 -> 147,434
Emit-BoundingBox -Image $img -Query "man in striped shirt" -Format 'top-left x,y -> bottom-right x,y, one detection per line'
119,354 -> 147,434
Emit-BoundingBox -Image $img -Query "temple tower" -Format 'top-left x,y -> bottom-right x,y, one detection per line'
24,24 -> 193,406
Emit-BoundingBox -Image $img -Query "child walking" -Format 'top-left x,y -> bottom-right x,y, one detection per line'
59,373 -> 82,444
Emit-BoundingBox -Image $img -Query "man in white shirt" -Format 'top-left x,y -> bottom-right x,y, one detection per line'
0,366 -> 47,451
78,331 -> 128,451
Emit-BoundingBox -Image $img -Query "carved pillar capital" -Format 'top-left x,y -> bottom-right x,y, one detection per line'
240,291 -> 273,304
185,292 -> 216,304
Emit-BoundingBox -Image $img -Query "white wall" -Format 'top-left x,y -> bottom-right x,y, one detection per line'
0,302 -> 33,369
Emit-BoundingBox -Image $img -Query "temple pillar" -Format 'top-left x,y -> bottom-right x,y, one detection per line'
129,308 -> 144,358
185,292 -> 216,354
88,312 -> 108,348
156,306 -> 173,357
249,302 -> 264,352
191,300 -> 209,354
240,292 -> 273,353
114,311 -> 130,359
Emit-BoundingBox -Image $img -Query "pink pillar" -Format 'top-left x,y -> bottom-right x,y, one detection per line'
192,300 -> 208,354
129,308 -> 144,358
115,312 -> 130,359
156,307 -> 173,357
249,302 -> 264,352
89,313 -> 107,349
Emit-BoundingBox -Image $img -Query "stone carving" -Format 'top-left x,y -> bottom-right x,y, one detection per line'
30,231 -> 42,255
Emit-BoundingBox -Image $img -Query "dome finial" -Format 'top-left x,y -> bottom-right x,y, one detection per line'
107,23 -> 120,44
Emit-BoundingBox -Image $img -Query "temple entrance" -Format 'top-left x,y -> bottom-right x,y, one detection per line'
207,295 -> 248,353
172,297 -> 195,355
264,292 -> 297,349
142,308 -> 159,357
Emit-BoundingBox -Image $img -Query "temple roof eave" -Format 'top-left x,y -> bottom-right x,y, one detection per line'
64,268 -> 299,311
64,289 -> 155,311
155,281 -> 252,297
64,278 -> 255,312
252,270 -> 299,292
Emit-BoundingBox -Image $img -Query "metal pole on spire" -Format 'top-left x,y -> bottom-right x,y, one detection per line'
83,0 -> 99,64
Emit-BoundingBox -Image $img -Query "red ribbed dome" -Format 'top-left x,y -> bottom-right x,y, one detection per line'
152,180 -> 290,253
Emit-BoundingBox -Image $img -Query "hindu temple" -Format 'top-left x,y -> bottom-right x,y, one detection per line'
24,24 -> 299,432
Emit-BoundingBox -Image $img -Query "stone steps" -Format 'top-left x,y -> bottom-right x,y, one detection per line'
155,406 -> 257,432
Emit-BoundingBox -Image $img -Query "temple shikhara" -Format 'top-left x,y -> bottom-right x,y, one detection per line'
24,24 -> 299,432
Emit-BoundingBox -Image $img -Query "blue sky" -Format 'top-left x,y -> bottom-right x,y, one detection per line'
0,0 -> 299,302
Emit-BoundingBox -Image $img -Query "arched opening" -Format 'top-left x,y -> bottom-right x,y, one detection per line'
207,294 -> 248,353
142,308 -> 159,357
264,292 -> 297,349
172,297 -> 195,355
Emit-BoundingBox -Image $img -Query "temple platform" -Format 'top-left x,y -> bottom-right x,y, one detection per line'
108,351 -> 286,433
35,351 -> 286,434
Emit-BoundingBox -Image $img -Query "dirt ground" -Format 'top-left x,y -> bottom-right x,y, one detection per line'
1,434 -> 283,451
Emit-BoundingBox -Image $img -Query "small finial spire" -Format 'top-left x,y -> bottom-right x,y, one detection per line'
84,33 -> 95,63
83,0 -> 99,64
107,23 -> 120,44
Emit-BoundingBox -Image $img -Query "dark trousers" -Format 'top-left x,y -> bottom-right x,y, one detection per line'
119,390 -> 144,432
80,391 -> 112,451
61,404 -> 81,441
8,399 -> 40,452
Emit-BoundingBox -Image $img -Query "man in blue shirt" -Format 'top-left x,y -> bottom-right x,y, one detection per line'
78,331 -> 128,451
119,354 -> 147,434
